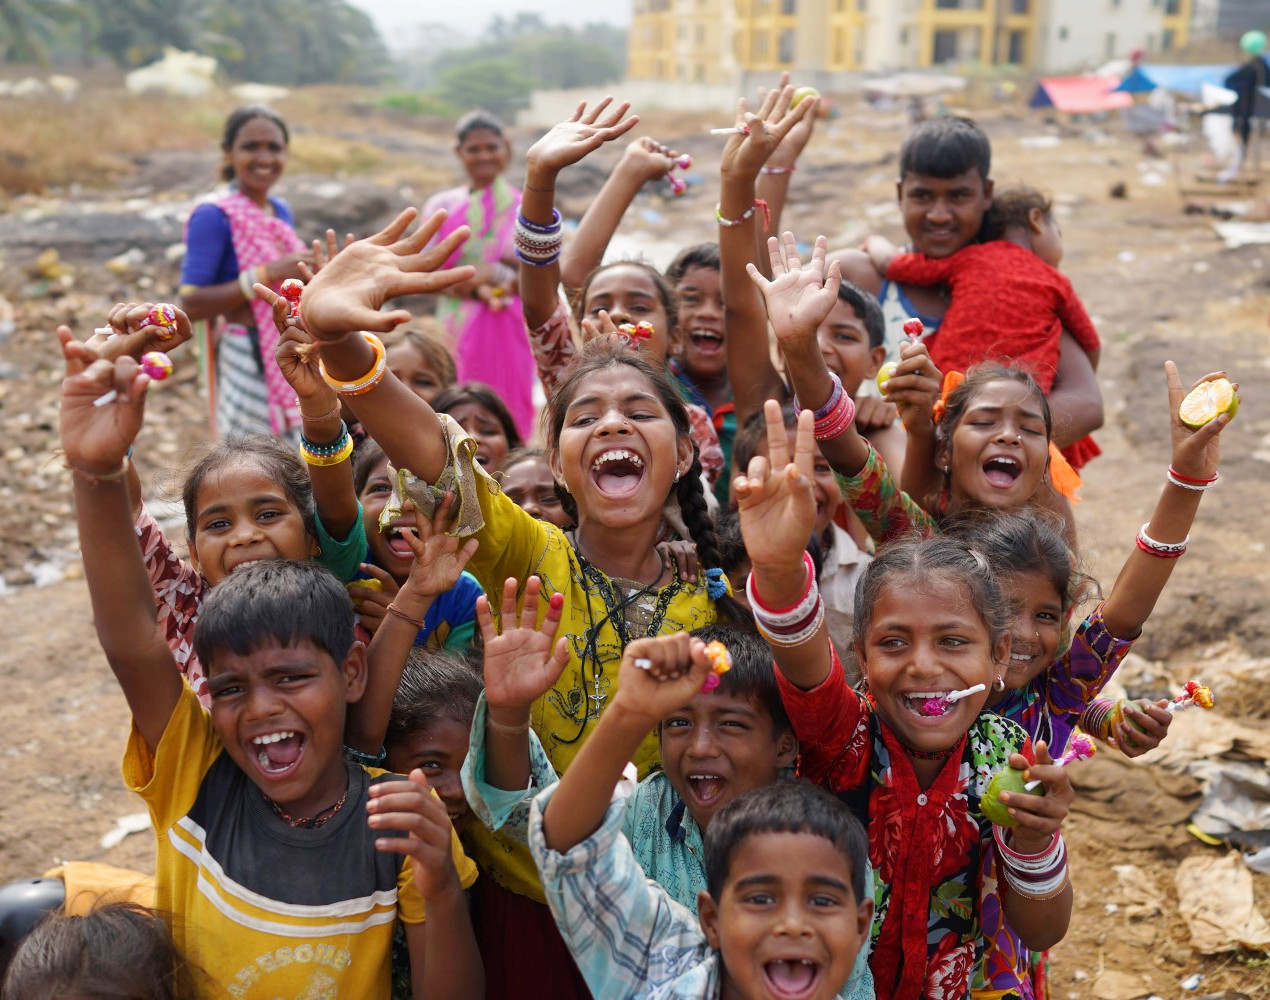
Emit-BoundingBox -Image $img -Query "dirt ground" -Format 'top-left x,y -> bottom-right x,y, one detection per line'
0,88 -> 1268,997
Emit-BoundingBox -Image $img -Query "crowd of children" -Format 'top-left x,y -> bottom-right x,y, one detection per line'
0,79 -> 1238,1000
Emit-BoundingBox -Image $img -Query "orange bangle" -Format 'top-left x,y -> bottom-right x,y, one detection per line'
319,332 -> 387,396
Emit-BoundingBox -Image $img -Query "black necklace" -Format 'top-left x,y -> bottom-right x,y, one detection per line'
264,781 -> 349,829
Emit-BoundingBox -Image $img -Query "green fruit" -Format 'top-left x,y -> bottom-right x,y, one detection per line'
792,86 -> 820,108
982,767 -> 1041,828
876,361 -> 898,391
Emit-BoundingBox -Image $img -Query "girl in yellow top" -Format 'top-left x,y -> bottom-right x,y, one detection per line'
297,98 -> 740,888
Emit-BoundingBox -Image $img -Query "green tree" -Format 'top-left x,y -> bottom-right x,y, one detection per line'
0,0 -> 75,65
438,58 -> 532,119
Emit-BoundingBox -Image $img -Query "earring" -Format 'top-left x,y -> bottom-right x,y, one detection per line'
942,465 -> 950,476
674,469 -> 681,483
994,676 -> 1005,692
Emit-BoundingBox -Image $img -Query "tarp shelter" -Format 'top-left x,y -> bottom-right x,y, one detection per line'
1116,64 -> 1237,98
1029,76 -> 1133,113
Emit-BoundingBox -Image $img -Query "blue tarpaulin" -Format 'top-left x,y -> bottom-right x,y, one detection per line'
1116,64 -> 1237,97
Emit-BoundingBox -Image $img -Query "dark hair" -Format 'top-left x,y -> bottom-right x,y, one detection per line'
985,185 -> 1053,241
689,624 -> 789,735
455,109 -> 506,144
433,382 -> 522,451
382,325 -> 457,388
220,105 -> 289,183
732,404 -> 798,480
385,649 -> 484,751
182,434 -> 316,543
704,782 -> 869,902
934,363 -> 1053,460
665,242 -> 720,281
501,445 -> 547,472
572,261 -> 679,339
836,279 -> 886,350
951,509 -> 1095,620
2,902 -> 203,1000
353,439 -> 387,496
899,116 -> 991,181
712,506 -> 747,577
193,560 -> 354,670
545,339 -> 740,619
852,534 -> 1012,655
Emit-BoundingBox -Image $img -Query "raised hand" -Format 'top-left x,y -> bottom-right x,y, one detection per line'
746,233 -> 841,345
395,494 -> 480,602
368,769 -> 462,898
763,74 -> 819,169
620,135 -> 681,186
720,82 -> 816,181
735,401 -> 818,571
524,97 -> 640,181
299,208 -> 475,341
58,326 -> 149,474
1166,362 -> 1233,483
881,340 -> 943,434
261,284 -> 331,404
86,302 -> 193,364
611,632 -> 710,731
477,576 -> 569,719
995,741 -> 1074,855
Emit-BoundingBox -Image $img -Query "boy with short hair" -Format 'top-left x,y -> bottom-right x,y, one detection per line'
59,341 -> 482,1000
531,632 -> 874,999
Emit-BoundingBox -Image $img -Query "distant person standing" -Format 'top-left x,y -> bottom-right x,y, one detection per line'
180,105 -> 312,438
423,111 -> 535,438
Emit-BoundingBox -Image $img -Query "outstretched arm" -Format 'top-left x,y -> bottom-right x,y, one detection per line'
719,85 -> 817,428
541,632 -> 709,853
519,98 -> 641,330
754,73 -> 820,261
58,329 -> 182,753
1101,363 -> 1232,638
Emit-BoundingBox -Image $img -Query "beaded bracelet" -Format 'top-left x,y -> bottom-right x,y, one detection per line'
716,202 -> 757,228
319,332 -> 387,396
300,425 -> 354,467
1136,523 -> 1188,559
1167,466 -> 1218,491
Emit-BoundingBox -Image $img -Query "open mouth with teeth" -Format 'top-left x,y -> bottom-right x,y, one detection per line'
763,958 -> 822,999
901,691 -> 955,719
982,455 -> 1022,488
685,773 -> 728,808
251,730 -> 305,779
384,523 -> 416,560
687,328 -> 724,354
590,448 -> 645,499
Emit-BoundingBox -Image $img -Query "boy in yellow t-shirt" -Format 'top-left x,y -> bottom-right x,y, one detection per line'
58,332 -> 482,1000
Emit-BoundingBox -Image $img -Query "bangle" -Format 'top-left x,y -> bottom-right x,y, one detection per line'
299,399 -> 343,423
760,165 -> 796,175
66,459 -> 128,483
517,209 -> 561,234
812,388 -> 856,441
299,425 -> 354,467
1136,523 -> 1188,559
747,552 -> 816,619
515,210 -> 563,267
343,744 -> 387,767
716,202 -> 756,228
524,183 -> 555,194
319,332 -> 387,396
385,603 -> 426,629
1167,466 -> 1218,491
993,827 -> 1070,899
486,716 -> 531,735
747,554 -> 825,647
237,266 -> 258,301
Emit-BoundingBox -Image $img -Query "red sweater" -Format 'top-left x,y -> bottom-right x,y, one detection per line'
887,240 -> 1099,393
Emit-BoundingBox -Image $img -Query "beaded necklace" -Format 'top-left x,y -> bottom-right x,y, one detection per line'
264,781 -> 349,829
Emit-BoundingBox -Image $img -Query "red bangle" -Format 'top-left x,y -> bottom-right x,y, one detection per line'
1167,465 -> 1217,485
1135,537 -> 1185,558
748,552 -> 815,616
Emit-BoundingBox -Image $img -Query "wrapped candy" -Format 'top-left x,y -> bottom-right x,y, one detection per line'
902,317 -> 924,340
279,278 -> 304,320
668,174 -> 686,197
140,351 -> 174,381
146,303 -> 179,339
700,640 -> 733,693
918,683 -> 985,717
1166,679 -> 1214,714
673,153 -> 692,170
618,321 -> 655,347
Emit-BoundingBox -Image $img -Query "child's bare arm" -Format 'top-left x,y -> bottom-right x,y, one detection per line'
862,235 -> 901,276
260,285 -> 360,539
992,741 -> 1074,951
298,209 -> 475,485
371,771 -> 483,1000
1048,332 -> 1105,447
478,575 -> 569,792
58,329 -> 182,753
719,84 -> 816,427
559,136 -> 679,293
754,73 -> 820,261
541,633 -> 709,853
347,496 -> 479,754
518,98 -> 641,330
1101,363 -> 1232,639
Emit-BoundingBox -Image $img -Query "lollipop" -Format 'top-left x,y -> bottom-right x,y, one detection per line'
700,640 -> 733,693
1166,679 -> 1214,714
93,351 -> 173,406
982,735 -> 1095,827
902,317 -> 924,340
917,683 -> 985,717
279,278 -> 304,320
673,154 -> 692,170
146,303 -> 179,339
668,174 -> 687,197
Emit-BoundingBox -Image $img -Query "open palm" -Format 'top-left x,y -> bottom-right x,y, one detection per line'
747,233 -> 840,344
477,576 -> 569,713
525,97 -> 640,177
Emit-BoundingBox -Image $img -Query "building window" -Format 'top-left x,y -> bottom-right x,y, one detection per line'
933,29 -> 958,62
778,27 -> 795,63
1007,29 -> 1025,63
1146,32 -> 1156,51
899,26 -> 909,45
1162,27 -> 1176,49
696,23 -> 706,43
1165,0 -> 1180,12
752,31 -> 769,61
1011,0 -> 1028,11
1105,31 -> 1116,57
781,0 -> 796,13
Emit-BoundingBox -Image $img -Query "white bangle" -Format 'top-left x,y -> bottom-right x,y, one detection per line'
1137,523 -> 1189,554
1167,470 -> 1217,491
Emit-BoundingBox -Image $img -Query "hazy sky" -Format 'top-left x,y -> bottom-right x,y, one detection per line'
348,0 -> 629,48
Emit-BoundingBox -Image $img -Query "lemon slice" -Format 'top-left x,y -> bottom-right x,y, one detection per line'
1178,378 -> 1238,429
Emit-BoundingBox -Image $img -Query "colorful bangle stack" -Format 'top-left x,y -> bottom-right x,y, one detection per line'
794,371 -> 856,441
1136,523 -> 1188,559
300,423 -> 354,467
515,209 -> 563,268
319,332 -> 387,397
993,828 -> 1069,900
747,552 -> 824,647
1167,466 -> 1218,492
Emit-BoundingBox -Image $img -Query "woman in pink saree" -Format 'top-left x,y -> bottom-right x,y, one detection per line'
423,111 -> 536,438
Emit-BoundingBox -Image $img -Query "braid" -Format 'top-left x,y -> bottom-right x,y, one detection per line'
674,451 -> 752,627
555,481 -> 578,524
